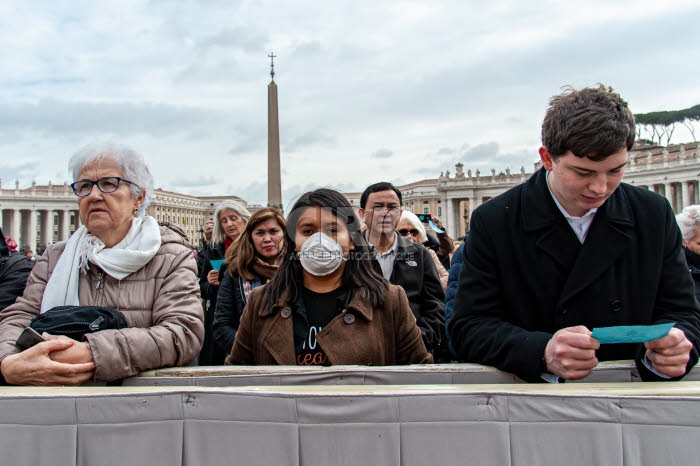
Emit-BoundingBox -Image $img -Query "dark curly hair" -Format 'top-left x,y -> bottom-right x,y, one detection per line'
541,84 -> 635,161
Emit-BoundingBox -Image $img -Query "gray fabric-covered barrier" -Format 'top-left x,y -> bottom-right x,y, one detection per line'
1,383 -> 700,466
122,361 -> 700,386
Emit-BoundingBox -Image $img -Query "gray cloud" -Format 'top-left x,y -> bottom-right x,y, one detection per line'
13,77 -> 86,87
0,99 -> 220,139
228,133 -> 265,156
415,141 -> 537,177
231,179 -> 364,209
292,41 -> 322,57
461,142 -> 500,162
373,6 -> 700,121
170,176 -> 218,188
0,161 -> 41,186
283,132 -> 336,153
197,26 -> 269,53
229,180 -> 267,206
1,0 -> 697,207
371,148 -> 393,159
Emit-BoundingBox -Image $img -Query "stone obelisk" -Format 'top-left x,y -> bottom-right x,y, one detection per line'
267,52 -> 282,211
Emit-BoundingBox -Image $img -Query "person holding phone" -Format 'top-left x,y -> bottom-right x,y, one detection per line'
197,200 -> 251,365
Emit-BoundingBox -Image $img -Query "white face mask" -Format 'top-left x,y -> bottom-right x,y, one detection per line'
298,232 -> 346,276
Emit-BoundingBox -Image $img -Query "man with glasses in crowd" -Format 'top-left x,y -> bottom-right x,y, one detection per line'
359,182 -> 446,358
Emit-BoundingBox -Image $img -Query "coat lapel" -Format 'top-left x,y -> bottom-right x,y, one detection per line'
259,292 -> 297,365
557,185 -> 635,306
522,169 -> 581,272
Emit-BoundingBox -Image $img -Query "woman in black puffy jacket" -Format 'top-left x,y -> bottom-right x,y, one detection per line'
213,208 -> 285,355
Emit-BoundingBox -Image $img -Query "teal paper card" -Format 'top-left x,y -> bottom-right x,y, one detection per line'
591,323 -> 675,344
209,259 -> 225,271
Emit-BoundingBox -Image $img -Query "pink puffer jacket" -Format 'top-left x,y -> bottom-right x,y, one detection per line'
0,222 -> 204,382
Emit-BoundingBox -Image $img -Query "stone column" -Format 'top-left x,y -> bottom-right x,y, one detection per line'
7,209 -> 20,241
470,196 -> 481,211
40,210 -> 53,249
74,210 -> 82,230
664,183 -> 673,208
58,210 -> 71,241
21,209 -> 37,253
682,182 -> 690,211
445,197 -> 457,240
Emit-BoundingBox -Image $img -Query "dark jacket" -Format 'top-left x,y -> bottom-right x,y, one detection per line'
683,247 -> 700,305
0,229 -> 34,312
213,268 -> 262,355
449,168 -> 700,382
444,234 -> 467,361
226,284 -> 433,366
424,232 -> 453,270
198,242 -> 227,365
0,253 -> 34,311
379,235 -> 446,356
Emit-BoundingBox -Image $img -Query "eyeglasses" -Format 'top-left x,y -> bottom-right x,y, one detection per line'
71,177 -> 139,197
398,228 -> 420,237
370,206 -> 400,215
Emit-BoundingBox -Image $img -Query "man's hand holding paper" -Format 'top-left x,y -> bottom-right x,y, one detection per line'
644,327 -> 693,378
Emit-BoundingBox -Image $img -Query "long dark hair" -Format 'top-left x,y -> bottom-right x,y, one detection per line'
264,188 -> 388,306
226,207 -> 286,280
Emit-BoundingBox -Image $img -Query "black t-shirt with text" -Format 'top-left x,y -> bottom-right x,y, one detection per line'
294,286 -> 348,366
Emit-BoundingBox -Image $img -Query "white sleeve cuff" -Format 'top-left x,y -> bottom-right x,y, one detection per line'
642,354 -> 671,379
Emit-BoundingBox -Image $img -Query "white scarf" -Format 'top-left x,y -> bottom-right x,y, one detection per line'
41,216 -> 162,313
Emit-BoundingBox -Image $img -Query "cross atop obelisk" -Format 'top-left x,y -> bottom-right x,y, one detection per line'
267,52 -> 282,211
268,52 -> 276,81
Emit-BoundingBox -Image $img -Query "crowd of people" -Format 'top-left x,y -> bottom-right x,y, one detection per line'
1,84 -> 699,386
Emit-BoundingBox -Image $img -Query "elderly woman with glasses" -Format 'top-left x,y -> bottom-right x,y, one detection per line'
397,211 -> 449,291
0,143 -> 204,385
677,205 -> 700,303
197,199 -> 251,365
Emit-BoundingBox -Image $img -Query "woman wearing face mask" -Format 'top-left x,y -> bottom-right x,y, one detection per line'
213,208 -> 285,356
198,200 -> 251,365
226,188 -> 432,366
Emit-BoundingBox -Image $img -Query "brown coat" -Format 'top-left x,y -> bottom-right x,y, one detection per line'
226,283 -> 433,366
0,222 -> 204,382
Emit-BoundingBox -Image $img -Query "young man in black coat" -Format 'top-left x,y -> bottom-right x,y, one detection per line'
449,85 -> 700,382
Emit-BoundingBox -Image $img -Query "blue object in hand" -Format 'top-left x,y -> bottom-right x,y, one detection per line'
428,219 -> 444,233
209,259 -> 225,271
591,322 -> 675,344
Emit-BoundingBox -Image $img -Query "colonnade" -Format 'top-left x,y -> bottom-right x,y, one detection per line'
0,208 -> 78,254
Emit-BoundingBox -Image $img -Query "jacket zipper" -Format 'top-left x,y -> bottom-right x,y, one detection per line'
96,271 -> 104,289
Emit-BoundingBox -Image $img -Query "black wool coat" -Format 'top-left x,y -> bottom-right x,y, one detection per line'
374,235 -> 446,355
449,168 -> 700,382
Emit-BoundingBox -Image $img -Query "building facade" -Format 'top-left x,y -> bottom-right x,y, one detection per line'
341,142 -> 700,242
437,141 -> 700,239
0,180 -> 253,254
3,142 -> 698,253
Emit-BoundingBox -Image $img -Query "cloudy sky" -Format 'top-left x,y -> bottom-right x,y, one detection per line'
1,0 -> 699,209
